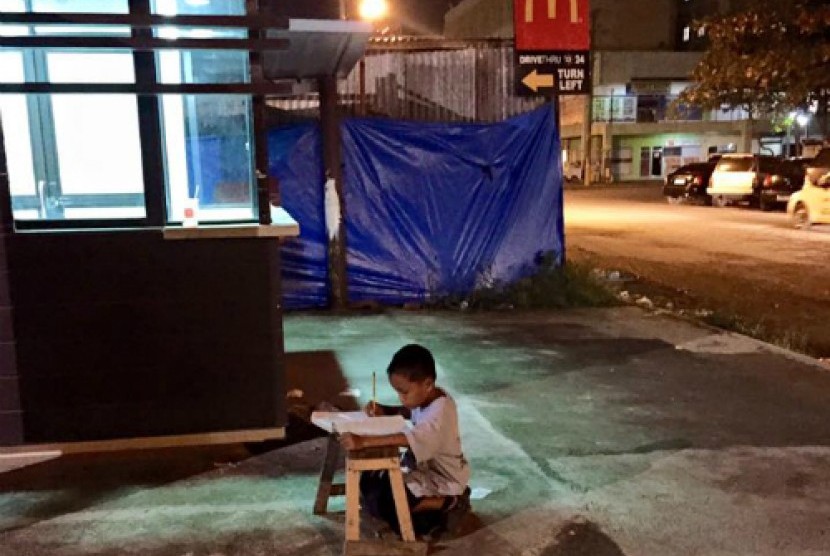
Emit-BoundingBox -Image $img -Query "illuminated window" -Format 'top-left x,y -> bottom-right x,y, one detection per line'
0,0 -> 144,220
0,0 -> 259,224
151,0 -> 256,223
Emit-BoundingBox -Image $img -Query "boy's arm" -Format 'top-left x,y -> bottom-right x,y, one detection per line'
340,432 -> 409,452
367,401 -> 411,420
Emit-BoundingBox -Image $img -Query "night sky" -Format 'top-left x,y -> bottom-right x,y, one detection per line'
395,0 -> 455,34
269,1 -> 456,35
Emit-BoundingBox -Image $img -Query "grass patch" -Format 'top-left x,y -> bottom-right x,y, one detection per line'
436,259 -> 619,310
702,311 -> 813,356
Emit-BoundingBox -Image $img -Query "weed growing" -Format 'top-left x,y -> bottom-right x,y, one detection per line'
435,258 -> 618,311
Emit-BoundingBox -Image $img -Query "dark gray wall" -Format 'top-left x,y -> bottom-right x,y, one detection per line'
0,126 -> 23,446
7,232 -> 286,444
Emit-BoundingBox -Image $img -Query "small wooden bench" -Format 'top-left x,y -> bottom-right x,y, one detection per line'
314,434 -> 427,556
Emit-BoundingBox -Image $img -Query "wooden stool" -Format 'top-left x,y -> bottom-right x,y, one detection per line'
314,434 -> 426,556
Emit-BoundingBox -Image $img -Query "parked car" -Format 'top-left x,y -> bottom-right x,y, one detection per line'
804,147 -> 830,189
757,158 -> 809,211
663,162 -> 716,204
707,154 -> 780,207
563,160 -> 583,183
787,171 -> 830,228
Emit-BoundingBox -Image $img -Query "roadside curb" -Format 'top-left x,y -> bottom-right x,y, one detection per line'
634,304 -> 830,373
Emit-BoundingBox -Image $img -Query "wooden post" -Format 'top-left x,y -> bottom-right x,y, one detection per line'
319,75 -> 349,310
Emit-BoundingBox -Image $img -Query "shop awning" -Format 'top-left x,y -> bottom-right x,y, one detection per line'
264,18 -> 373,80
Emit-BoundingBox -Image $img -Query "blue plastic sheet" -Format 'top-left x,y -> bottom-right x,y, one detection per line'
268,124 -> 330,309
342,106 -> 563,304
272,105 -> 563,308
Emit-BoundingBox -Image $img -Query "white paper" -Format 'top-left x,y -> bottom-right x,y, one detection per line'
324,178 -> 341,241
311,411 -> 408,436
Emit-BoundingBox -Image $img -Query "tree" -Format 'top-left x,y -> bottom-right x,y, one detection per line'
676,0 -> 830,137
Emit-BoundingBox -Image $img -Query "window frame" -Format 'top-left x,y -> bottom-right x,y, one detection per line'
0,1 -> 288,231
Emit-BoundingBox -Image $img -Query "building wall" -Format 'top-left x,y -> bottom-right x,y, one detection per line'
612,132 -> 742,181
0,123 -> 22,446
444,0 -> 513,39
446,0 -> 678,51
595,51 -> 702,86
6,232 -> 286,444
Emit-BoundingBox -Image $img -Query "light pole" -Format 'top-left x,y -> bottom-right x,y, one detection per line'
796,113 -> 811,157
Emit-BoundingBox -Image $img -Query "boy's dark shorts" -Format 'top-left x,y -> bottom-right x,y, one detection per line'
359,470 -> 469,537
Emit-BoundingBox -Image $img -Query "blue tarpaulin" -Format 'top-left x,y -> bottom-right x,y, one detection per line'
268,124 -> 330,309
272,105 -> 563,309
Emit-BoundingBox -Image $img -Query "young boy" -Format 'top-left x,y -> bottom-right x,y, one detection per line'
339,344 -> 471,537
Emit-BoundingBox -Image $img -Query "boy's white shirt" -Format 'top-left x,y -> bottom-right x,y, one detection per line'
402,393 -> 470,497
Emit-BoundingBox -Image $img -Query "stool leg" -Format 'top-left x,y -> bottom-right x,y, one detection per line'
388,468 -> 415,542
314,434 -> 341,515
345,465 -> 361,541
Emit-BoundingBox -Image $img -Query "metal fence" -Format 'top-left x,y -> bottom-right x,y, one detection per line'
266,40 -> 546,123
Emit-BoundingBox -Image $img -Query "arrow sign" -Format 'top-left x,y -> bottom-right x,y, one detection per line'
522,69 -> 555,93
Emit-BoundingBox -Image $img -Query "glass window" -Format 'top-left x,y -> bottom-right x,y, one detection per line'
152,0 -> 256,224
31,0 -> 128,13
717,157 -> 753,173
758,157 -> 779,173
0,45 -> 145,220
160,94 -> 256,223
1,0 -> 259,225
0,52 -> 37,216
152,0 -> 245,16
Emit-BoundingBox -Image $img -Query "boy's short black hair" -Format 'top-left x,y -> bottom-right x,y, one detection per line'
387,344 -> 436,383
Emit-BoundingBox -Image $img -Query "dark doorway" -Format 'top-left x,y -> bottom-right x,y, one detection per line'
651,147 -> 663,176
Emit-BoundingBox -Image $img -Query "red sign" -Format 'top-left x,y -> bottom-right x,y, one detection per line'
514,0 -> 590,51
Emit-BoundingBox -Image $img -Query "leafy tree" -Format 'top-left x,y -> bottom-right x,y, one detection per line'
677,0 -> 830,136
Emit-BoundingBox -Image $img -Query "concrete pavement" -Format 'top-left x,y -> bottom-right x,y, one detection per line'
1,308 -> 829,555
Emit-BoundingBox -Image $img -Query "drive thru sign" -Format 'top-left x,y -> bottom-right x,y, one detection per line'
514,0 -> 591,96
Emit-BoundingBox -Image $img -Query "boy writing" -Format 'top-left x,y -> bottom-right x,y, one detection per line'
339,344 -> 471,537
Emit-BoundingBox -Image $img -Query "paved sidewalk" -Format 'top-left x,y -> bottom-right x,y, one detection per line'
2,308 -> 829,555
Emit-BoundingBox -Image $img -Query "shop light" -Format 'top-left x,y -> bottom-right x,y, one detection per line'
359,0 -> 389,22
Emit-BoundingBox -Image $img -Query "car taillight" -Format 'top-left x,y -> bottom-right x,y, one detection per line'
693,176 -> 702,186
763,174 -> 773,187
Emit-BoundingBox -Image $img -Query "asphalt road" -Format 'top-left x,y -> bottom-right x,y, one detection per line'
564,184 -> 830,356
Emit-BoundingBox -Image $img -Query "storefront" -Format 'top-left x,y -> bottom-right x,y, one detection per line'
0,1 -> 369,450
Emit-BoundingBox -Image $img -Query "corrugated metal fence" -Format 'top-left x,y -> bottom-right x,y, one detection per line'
267,40 -> 545,123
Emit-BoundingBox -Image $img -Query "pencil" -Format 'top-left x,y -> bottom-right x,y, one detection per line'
372,371 -> 377,408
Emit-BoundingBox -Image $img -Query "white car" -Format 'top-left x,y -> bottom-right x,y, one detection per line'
707,154 -> 780,207
787,172 -> 830,229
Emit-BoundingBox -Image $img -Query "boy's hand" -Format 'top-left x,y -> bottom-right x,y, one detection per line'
365,401 -> 384,417
339,433 -> 364,452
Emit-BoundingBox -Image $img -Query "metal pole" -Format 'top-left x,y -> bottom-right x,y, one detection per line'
359,57 -> 366,116
339,0 -> 347,20
247,0 -> 272,225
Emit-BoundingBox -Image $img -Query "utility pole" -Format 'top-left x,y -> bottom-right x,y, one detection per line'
580,8 -> 597,185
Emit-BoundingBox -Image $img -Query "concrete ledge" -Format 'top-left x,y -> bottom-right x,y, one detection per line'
163,223 -> 300,240
0,426 -> 286,454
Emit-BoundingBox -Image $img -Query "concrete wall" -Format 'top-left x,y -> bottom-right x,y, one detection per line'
445,0 -> 678,51
595,51 -> 702,85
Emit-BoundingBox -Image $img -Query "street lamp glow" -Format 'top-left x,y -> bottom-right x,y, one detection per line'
796,113 -> 810,128
359,0 -> 389,21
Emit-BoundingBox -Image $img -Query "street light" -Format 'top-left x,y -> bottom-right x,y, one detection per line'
796,113 -> 810,128
358,0 -> 389,22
